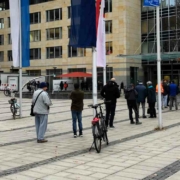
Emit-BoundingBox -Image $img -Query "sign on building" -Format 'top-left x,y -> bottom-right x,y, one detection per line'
144,0 -> 160,6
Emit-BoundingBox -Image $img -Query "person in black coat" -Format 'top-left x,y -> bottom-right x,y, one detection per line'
135,81 -> 147,118
125,84 -> 142,125
101,78 -> 120,128
162,80 -> 169,108
147,81 -> 156,118
60,81 -> 64,91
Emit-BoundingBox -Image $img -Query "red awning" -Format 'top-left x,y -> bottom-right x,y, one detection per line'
57,72 -> 92,78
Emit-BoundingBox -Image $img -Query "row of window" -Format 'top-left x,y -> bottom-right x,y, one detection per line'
0,21 -> 112,45
0,42 -> 113,61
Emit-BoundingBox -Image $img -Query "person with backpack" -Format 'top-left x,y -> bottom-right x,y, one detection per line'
125,84 -> 142,125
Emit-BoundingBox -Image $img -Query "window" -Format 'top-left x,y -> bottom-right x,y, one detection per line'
26,70 -> 41,76
68,46 -> 86,57
105,20 -> 112,34
106,42 -> 112,55
68,26 -> 71,38
68,6 -> 71,19
0,19 -> 4,29
8,50 -> 13,61
105,0 -> 112,13
0,51 -> 4,61
46,9 -> 62,22
30,0 -> 53,5
30,30 -> 41,42
30,12 -> 41,24
0,1 -> 9,11
148,19 -> 155,33
30,48 -> 41,59
46,46 -> 62,58
46,27 -> 62,40
142,20 -> 148,34
8,17 -> 10,27
8,34 -> 12,44
68,68 -> 86,73
0,35 -> 4,45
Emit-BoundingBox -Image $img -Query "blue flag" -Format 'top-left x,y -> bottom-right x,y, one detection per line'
21,0 -> 30,67
69,0 -> 96,48
144,0 -> 160,6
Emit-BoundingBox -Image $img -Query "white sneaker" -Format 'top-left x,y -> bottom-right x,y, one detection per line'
74,135 -> 77,138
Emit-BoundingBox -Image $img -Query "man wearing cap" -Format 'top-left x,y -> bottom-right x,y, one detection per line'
32,82 -> 52,143
101,78 -> 120,128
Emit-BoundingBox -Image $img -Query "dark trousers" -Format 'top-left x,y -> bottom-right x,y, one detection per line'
148,102 -> 156,117
105,103 -> 116,127
170,96 -> 178,110
127,100 -> 139,122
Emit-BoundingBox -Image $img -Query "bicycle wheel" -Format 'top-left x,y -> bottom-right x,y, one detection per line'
93,124 -> 101,153
101,118 -> 109,145
4,89 -> 10,96
10,104 -> 16,119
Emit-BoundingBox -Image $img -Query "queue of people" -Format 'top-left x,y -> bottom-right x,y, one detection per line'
31,78 -> 179,143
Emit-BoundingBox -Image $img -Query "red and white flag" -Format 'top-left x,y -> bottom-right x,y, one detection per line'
96,0 -> 106,67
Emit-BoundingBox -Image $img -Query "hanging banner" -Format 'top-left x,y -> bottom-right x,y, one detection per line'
144,0 -> 160,6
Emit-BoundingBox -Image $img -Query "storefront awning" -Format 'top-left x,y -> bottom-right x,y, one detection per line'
117,52 -> 180,61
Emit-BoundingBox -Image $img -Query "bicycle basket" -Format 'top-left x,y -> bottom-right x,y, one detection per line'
92,117 -> 100,125
8,99 -> 17,104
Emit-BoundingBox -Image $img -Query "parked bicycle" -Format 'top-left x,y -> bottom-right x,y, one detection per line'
4,85 -> 11,97
8,91 -> 20,119
88,101 -> 110,153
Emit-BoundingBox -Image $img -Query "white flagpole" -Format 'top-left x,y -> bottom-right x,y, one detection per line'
156,6 -> 162,129
19,0 -> 22,118
93,47 -> 97,115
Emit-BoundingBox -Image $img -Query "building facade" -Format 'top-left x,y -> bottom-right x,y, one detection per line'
0,0 -> 142,89
142,0 -> 180,85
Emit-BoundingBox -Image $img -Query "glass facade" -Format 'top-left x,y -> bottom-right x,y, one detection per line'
141,0 -> 180,54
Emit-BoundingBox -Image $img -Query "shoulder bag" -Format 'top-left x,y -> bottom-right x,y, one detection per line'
30,91 -> 43,116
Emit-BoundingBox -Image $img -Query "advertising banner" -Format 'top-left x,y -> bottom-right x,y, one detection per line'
144,0 -> 160,6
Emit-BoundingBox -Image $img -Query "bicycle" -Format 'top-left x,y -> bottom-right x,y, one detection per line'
4,85 -> 11,97
88,101 -> 110,153
8,91 -> 20,119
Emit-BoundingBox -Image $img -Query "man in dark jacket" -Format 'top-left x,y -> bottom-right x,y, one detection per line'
162,80 -> 169,108
101,78 -> 120,128
70,83 -> 84,138
125,84 -> 142,125
147,81 -> 156,118
169,81 -> 179,110
135,81 -> 147,118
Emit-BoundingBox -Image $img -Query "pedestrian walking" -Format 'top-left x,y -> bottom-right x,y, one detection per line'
101,78 -> 120,128
81,80 -> 85,90
156,81 -> 164,109
169,80 -> 179,110
60,81 -> 64,91
120,81 -> 124,95
147,81 -> 156,118
135,81 -> 147,118
32,82 -> 52,143
125,84 -> 142,125
162,80 -> 169,108
64,82 -> 68,91
70,83 -> 84,138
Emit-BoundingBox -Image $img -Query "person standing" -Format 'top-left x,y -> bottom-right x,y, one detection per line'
64,82 -> 68,91
32,82 -> 52,143
135,81 -> 147,118
147,81 -> 156,118
70,83 -> 84,138
156,81 -> 164,109
120,81 -> 124,95
60,81 -> 64,91
81,80 -> 85,90
101,78 -> 120,128
162,80 -> 169,108
125,84 -> 142,125
169,81 -> 179,110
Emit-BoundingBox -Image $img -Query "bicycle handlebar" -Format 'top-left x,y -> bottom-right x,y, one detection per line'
88,100 -> 111,109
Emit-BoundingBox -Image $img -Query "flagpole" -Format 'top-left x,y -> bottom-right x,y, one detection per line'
19,0 -> 22,118
92,47 -> 97,114
156,5 -> 162,129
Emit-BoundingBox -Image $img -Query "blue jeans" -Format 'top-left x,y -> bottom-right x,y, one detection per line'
35,114 -> 48,140
71,111 -> 83,135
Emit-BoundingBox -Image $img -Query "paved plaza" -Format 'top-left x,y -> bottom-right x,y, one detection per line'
0,92 -> 180,180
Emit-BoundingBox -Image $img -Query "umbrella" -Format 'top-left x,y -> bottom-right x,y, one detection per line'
57,72 -> 92,78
